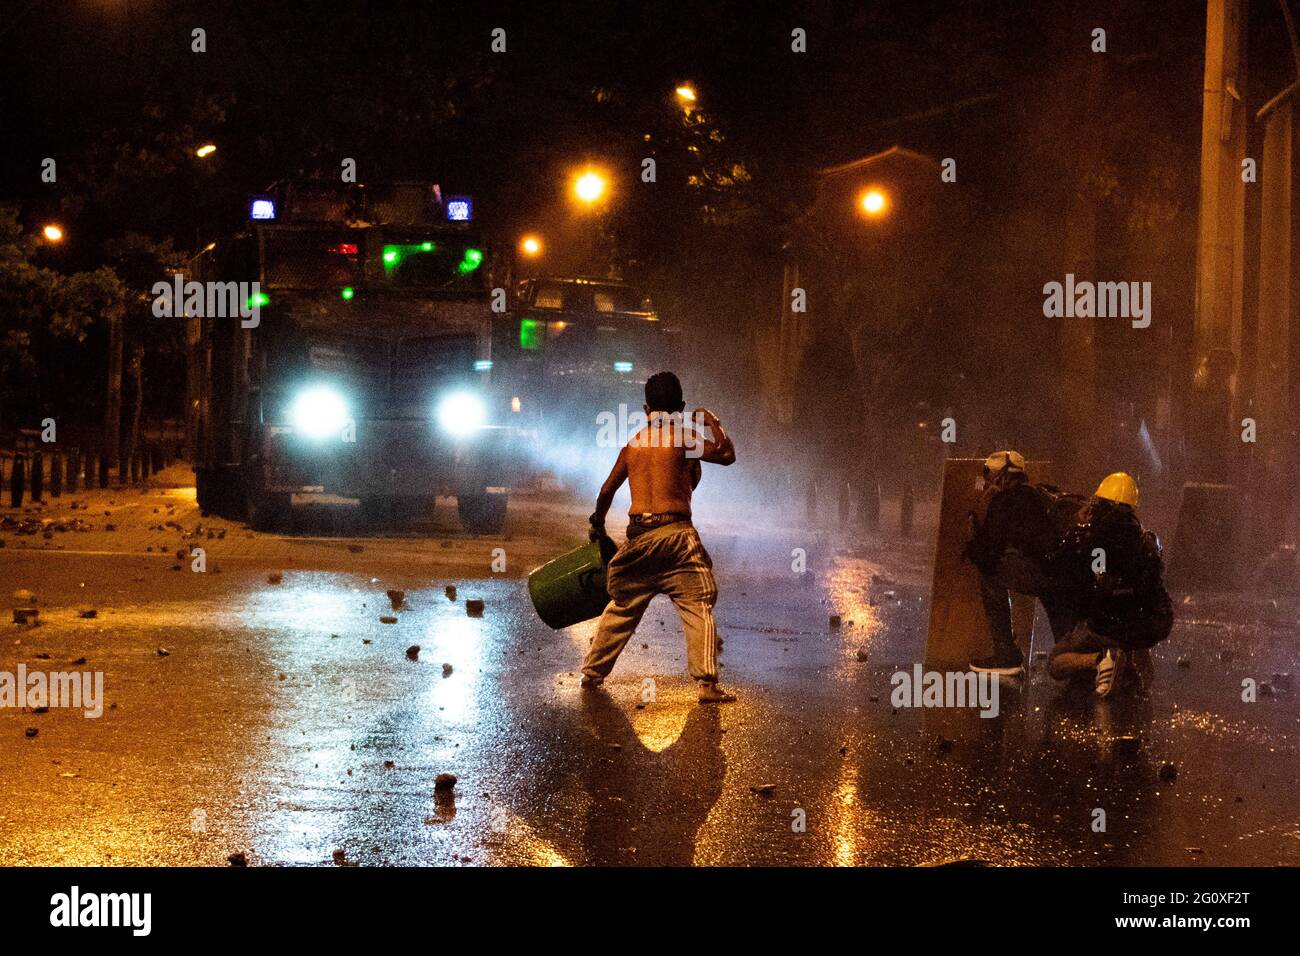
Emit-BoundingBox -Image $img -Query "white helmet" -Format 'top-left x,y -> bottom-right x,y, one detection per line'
983,450 -> 1026,485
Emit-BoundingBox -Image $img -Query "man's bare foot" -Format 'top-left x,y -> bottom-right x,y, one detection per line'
580,674 -> 604,689
698,681 -> 736,704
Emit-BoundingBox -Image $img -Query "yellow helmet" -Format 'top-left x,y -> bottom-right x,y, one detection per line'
1095,472 -> 1139,509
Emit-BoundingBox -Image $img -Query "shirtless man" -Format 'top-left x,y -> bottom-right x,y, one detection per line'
580,371 -> 738,703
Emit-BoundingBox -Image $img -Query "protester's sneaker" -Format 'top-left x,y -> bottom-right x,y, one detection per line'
970,648 -> 1024,676
579,674 -> 603,689
698,681 -> 737,704
1095,649 -> 1125,698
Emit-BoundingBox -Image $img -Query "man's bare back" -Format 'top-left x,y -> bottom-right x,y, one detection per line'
590,409 -> 736,536
626,419 -> 699,515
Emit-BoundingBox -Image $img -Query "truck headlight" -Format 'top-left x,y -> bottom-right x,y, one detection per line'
436,391 -> 487,436
288,385 -> 350,439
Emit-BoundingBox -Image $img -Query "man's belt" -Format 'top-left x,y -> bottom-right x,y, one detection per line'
627,511 -> 691,530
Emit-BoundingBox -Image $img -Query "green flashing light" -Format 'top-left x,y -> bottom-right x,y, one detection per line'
519,317 -> 542,351
382,246 -> 400,267
457,247 -> 484,275
421,241 -> 434,252
247,292 -> 270,308
341,286 -> 355,301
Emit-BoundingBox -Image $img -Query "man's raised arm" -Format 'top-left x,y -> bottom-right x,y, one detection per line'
693,408 -> 736,465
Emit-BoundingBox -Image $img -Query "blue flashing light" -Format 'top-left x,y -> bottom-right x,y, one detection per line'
446,196 -> 472,221
250,198 -> 277,220
613,360 -> 633,373
473,359 -> 493,372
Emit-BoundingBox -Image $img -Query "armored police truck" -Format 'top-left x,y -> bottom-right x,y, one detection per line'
186,181 -> 513,533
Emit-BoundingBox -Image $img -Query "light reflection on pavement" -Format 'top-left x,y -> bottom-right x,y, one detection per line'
2,519 -> 1298,867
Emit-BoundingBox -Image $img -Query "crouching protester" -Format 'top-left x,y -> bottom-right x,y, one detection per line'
1048,472 -> 1173,698
965,450 -> 1088,676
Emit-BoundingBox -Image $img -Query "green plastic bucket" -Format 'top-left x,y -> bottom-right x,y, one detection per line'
528,537 -> 618,630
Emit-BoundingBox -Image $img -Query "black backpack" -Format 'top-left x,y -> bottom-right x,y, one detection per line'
1069,502 -> 1173,648
1034,483 -> 1090,542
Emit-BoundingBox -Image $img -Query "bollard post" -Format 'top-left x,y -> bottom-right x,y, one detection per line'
117,451 -> 128,486
68,450 -> 80,493
130,454 -> 141,484
98,451 -> 110,489
900,482 -> 914,536
30,450 -> 43,502
860,480 -> 881,532
10,454 -> 26,508
50,452 -> 63,498
148,444 -> 159,475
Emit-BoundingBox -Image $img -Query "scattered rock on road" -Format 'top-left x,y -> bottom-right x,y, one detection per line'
406,645 -> 420,661
267,572 -> 283,584
466,598 -> 484,617
227,852 -> 248,867
1112,735 -> 1142,755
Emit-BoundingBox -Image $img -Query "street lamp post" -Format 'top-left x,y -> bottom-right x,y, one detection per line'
570,168 -> 610,271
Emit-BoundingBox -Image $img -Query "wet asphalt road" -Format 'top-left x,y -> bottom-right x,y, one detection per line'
2,485 -> 1298,866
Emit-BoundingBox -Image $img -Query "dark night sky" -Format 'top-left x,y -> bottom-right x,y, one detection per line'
4,0 -> 1282,466
0,0 -> 1207,250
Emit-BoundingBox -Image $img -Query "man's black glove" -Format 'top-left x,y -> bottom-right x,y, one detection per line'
588,512 -> 605,543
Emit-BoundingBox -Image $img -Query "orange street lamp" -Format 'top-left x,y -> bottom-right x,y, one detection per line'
572,169 -> 608,206
858,187 -> 889,218
42,224 -> 64,242
520,235 -> 543,257
195,143 -> 217,158
675,84 -> 697,104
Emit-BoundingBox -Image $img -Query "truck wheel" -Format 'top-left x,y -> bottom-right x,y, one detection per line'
248,487 -> 291,532
359,496 -> 393,529
195,469 -> 213,514
393,496 -> 436,525
457,491 -> 508,534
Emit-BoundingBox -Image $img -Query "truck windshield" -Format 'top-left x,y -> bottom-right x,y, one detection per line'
529,281 -> 647,313
380,236 -> 487,293
263,230 -> 364,288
